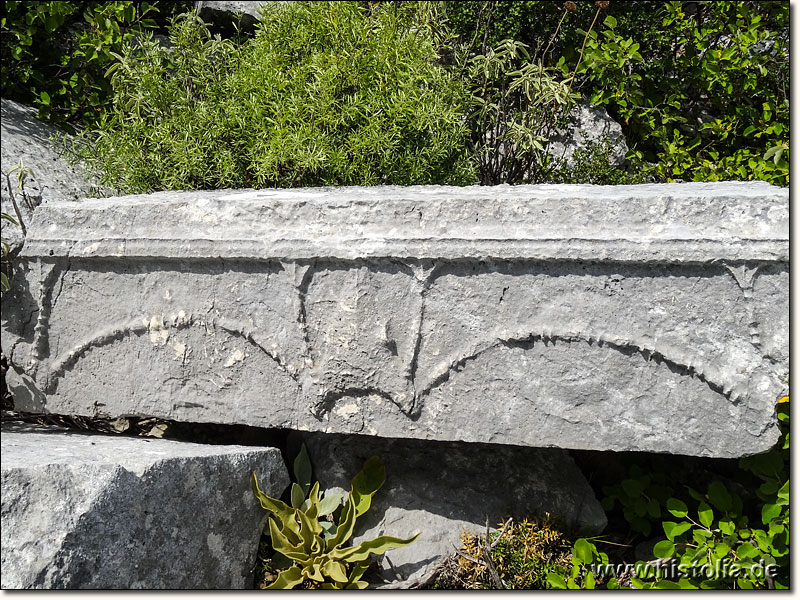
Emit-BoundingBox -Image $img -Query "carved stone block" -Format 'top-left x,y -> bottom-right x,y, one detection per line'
2,183 -> 788,457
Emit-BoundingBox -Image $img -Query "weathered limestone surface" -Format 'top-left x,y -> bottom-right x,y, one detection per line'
0,423 -> 289,589
300,432 -> 607,588
2,183 -> 788,457
194,0 -> 284,30
0,98 -> 106,248
549,101 -> 629,168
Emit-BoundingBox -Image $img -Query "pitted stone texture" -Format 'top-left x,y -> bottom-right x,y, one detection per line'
300,432 -> 607,589
2,183 -> 788,457
0,98 -> 105,249
549,101 -> 629,167
194,1 -> 284,29
0,423 -> 289,589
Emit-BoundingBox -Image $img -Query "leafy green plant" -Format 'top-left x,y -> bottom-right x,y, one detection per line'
588,396 -> 789,590
1,159 -> 35,294
463,37 -> 577,184
71,1 -> 473,192
0,1 -> 192,130
545,138 -> 647,184
546,537 -> 613,589
446,1 -> 788,186
1,212 -> 19,293
574,1 -> 788,186
251,448 -> 420,589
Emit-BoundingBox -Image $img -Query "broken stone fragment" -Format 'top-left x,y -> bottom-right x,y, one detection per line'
300,432 -> 608,589
1,183 -> 788,457
0,423 -> 289,589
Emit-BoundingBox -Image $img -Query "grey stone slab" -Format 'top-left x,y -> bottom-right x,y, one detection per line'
2,183 -> 788,457
299,432 -> 607,588
549,101 -> 629,167
194,0 -> 285,30
0,423 -> 289,589
0,98 -> 106,249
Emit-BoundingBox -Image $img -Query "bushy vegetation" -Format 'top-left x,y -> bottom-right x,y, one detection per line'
0,1 -> 191,131
67,3 -> 473,191
2,0 -> 787,189
447,0 -> 789,186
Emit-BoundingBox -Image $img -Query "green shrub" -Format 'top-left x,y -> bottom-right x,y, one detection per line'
574,1 -> 788,186
462,38 -> 577,184
71,1 -> 474,192
445,1 -> 789,186
0,1 -> 190,130
458,2 -> 627,184
545,138 -> 648,184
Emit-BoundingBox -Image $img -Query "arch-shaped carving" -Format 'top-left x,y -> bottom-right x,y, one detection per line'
417,327 -> 742,407
44,312 -> 298,394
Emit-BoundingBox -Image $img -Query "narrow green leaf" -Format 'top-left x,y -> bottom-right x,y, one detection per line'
350,455 -> 385,517
251,472 -> 295,524
333,532 -> 421,563
290,482 -> 305,508
326,495 -> 357,551
293,444 -> 312,496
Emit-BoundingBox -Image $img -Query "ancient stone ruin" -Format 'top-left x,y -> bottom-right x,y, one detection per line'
1,181 -> 789,588
6,183 -> 789,457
